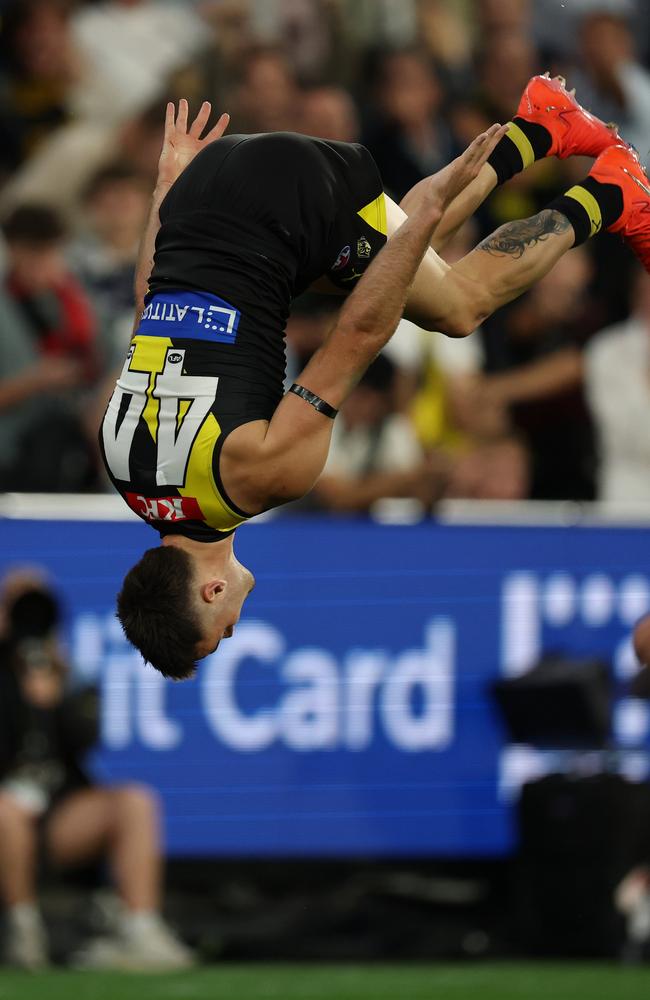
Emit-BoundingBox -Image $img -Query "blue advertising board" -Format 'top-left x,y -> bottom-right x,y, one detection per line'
0,514 -> 648,858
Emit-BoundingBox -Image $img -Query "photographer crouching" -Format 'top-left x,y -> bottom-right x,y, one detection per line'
0,569 -> 195,970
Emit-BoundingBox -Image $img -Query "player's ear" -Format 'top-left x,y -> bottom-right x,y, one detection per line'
201,579 -> 227,603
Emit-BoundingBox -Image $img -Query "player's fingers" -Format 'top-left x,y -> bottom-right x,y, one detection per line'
478,123 -> 509,163
177,98 -> 189,133
460,129 -> 493,170
465,123 -> 502,159
164,101 -> 175,142
189,101 -> 211,138
465,124 -> 507,170
204,112 -> 230,143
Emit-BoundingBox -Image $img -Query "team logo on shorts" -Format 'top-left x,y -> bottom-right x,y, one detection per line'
331,245 -> 351,272
357,236 -> 372,259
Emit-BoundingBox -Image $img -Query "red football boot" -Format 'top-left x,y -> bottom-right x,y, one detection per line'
516,73 -> 620,159
589,144 -> 650,270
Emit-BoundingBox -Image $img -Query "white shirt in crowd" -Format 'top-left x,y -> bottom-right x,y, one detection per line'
72,1 -> 209,122
324,414 -> 422,479
584,317 -> 650,502
382,317 -> 483,377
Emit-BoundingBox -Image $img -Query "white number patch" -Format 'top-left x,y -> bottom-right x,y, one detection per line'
102,346 -> 219,487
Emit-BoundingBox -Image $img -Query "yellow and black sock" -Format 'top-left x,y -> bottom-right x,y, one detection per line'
545,177 -> 624,245
487,118 -> 553,184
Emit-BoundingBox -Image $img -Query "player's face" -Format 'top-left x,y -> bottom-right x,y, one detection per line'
195,558 -> 256,660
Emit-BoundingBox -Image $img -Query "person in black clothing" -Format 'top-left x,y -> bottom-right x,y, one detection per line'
0,572 -> 194,970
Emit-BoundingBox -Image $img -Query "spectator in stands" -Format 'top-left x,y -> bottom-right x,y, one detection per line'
417,0 -> 473,82
285,294 -> 339,386
571,5 -> 650,168
362,47 -> 457,201
299,85 -> 360,143
584,269 -> 650,502
314,353 -> 445,514
69,163 -> 150,369
231,46 -> 301,134
0,0 -> 79,182
0,569 -> 195,970
0,205 -> 98,491
477,246 -> 598,501
70,0 -> 210,123
118,98 -> 169,187
443,435 -> 531,501
245,0 -> 336,81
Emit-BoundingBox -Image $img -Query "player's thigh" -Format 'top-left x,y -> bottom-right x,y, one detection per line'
45,787 -> 115,866
386,196 -> 462,328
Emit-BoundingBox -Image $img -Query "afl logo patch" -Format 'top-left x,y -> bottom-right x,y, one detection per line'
357,236 -> 372,259
168,352 -> 183,364
331,245 -> 351,272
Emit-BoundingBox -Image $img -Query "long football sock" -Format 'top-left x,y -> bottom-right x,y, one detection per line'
545,177 -> 624,246
487,118 -> 553,184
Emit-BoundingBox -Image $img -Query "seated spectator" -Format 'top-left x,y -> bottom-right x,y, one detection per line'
0,570 -> 195,970
584,269 -> 650,503
314,354 -> 445,514
68,163 -> 150,368
0,205 -> 98,491
362,47 -> 458,201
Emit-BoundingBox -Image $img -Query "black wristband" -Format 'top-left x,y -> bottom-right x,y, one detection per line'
289,383 -> 338,419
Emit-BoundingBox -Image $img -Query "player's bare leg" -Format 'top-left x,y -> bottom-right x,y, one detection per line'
399,142 -> 650,337
395,196 -> 575,336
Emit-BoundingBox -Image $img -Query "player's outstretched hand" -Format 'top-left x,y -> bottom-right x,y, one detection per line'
157,100 -> 230,189
427,123 -> 509,211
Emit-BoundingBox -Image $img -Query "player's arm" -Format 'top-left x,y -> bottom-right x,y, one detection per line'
132,101 -> 230,329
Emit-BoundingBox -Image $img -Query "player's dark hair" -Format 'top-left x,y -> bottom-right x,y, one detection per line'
116,546 -> 203,681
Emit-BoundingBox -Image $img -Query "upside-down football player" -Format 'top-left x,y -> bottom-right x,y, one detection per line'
101,74 -> 650,680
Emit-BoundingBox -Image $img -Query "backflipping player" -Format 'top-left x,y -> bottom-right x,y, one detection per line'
102,75 -> 650,680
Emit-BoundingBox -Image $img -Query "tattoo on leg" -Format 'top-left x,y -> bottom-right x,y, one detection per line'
478,210 -> 572,259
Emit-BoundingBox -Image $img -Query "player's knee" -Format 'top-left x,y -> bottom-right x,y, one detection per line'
112,783 -> 160,823
0,793 -> 32,833
435,311 -> 480,339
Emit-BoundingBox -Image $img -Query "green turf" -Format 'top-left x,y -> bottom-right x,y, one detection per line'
0,963 -> 649,1000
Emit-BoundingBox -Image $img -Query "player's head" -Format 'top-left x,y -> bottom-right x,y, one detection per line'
116,544 -> 255,680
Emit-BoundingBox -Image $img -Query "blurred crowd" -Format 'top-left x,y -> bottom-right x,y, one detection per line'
0,0 -> 650,510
